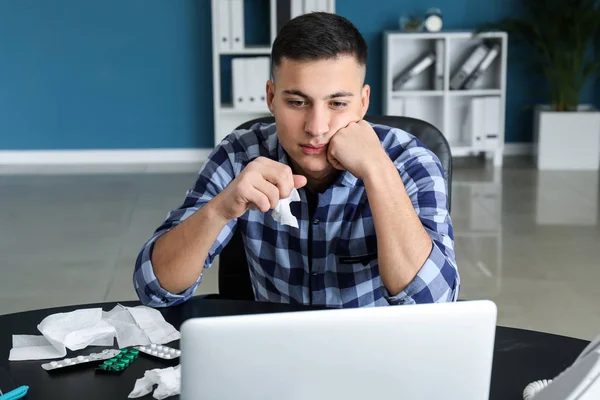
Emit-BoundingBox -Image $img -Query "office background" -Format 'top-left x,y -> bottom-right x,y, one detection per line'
2,0 -> 598,151
0,0 -> 599,341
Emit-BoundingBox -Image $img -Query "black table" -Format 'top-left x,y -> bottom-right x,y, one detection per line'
0,298 -> 590,399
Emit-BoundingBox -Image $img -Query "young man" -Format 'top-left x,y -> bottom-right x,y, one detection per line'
134,12 -> 459,308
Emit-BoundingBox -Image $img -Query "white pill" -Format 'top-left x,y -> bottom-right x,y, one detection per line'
151,350 -> 158,356
169,349 -> 176,355
150,344 -> 157,349
158,352 -> 165,358
77,356 -> 85,361
51,361 -> 58,367
164,354 -> 171,359
64,358 -> 71,364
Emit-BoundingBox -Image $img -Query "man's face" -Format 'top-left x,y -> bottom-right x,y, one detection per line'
266,55 -> 370,182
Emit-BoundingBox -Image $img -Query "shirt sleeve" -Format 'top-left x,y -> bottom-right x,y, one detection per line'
382,141 -> 460,305
133,141 -> 239,307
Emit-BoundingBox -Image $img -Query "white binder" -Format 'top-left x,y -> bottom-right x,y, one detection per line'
291,0 -> 303,18
218,0 -> 231,51
244,57 -> 271,111
450,43 -> 489,90
256,57 -> 271,111
468,97 -> 485,150
303,0 -> 319,13
434,39 -> 444,90
483,97 -> 500,149
230,0 -> 245,51
232,58 -> 248,109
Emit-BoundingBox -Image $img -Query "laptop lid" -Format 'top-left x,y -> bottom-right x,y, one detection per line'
180,300 -> 497,400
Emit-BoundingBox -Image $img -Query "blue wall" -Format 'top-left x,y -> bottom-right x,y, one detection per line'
0,0 -> 598,150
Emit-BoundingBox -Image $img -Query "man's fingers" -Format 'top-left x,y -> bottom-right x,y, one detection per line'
252,159 -> 294,198
327,147 -> 346,171
244,187 -> 272,213
293,175 -> 307,189
252,178 -> 281,210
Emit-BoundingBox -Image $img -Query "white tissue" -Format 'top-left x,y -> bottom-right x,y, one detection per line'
9,304 -> 180,361
129,365 -> 181,400
271,187 -> 301,228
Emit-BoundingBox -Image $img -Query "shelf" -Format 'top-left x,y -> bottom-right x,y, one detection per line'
219,46 -> 271,55
449,89 -> 502,97
391,90 -> 444,98
220,104 -> 271,115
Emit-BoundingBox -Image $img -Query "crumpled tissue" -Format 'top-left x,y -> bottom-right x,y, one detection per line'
128,365 -> 181,399
9,304 -> 180,361
271,187 -> 301,228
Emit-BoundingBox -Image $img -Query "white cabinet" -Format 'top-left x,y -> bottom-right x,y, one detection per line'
382,31 -> 508,166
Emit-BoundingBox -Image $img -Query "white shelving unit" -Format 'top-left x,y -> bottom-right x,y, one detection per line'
383,31 -> 508,166
211,0 -> 335,146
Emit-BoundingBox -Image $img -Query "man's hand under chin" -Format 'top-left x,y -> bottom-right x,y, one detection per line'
326,120 -> 392,179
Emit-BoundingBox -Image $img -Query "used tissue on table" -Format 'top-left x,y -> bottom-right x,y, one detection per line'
129,365 -> 181,400
271,187 -> 301,228
9,304 -> 180,361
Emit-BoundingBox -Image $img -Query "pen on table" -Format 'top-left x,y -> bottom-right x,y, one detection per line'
0,385 -> 29,400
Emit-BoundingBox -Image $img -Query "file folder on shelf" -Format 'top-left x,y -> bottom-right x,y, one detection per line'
450,43 -> 489,90
230,0 -> 245,50
232,58 -> 247,108
392,52 -> 436,91
462,43 -> 500,89
218,0 -> 231,51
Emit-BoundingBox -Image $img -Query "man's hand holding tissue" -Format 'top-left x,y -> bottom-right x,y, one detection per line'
151,157 -> 306,295
212,157 -> 307,221
327,120 -> 434,297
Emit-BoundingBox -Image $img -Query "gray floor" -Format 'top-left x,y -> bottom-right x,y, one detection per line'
1,157 -> 599,340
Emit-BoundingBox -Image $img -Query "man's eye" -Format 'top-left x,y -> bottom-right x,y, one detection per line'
331,101 -> 347,108
287,100 -> 306,107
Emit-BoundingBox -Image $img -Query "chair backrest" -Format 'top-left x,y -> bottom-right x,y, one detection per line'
217,115 -> 452,301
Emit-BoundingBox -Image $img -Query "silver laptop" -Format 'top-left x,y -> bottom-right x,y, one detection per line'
180,300 -> 497,400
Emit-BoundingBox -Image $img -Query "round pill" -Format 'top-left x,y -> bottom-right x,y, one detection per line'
175,350 -> 181,356
65,358 -> 72,363
50,361 -> 58,367
77,356 -> 85,361
158,352 -> 165,358
169,349 -> 176,355
164,354 -> 171,359
150,344 -> 157,349
151,350 -> 158,356
130,349 -> 139,356
116,361 -> 127,368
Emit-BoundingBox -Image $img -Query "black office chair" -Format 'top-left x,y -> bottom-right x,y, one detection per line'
217,115 -> 453,301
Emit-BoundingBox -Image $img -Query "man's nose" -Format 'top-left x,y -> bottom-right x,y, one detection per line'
305,108 -> 329,137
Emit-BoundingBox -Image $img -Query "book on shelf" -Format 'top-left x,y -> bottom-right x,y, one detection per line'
450,42 -> 489,90
392,51 -> 436,91
462,43 -> 500,90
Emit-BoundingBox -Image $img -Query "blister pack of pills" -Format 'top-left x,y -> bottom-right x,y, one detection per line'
134,344 -> 180,360
95,348 -> 140,373
41,349 -> 121,372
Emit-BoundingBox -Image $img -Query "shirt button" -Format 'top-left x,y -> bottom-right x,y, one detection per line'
312,218 -> 320,225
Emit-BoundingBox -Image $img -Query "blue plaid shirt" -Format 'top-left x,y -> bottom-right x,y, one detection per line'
134,122 -> 459,308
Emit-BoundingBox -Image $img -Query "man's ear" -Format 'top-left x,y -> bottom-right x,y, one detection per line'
266,80 -> 275,115
360,84 -> 370,118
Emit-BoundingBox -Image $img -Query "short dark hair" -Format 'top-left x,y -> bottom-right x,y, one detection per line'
271,12 -> 368,74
